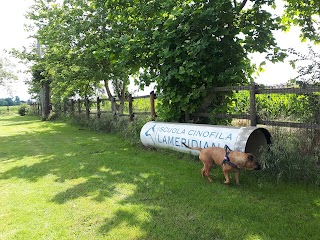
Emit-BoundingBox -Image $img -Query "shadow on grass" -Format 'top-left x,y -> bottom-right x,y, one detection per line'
0,116 -> 319,239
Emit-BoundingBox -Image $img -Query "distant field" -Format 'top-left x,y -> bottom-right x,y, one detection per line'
0,105 -> 19,116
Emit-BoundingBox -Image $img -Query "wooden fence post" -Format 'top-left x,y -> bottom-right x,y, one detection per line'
63,100 -> 67,114
250,82 -> 257,126
77,99 -> 81,114
150,91 -> 156,121
85,97 -> 90,119
70,99 -> 74,115
97,97 -> 101,118
185,111 -> 190,122
111,97 -> 117,116
129,94 -> 134,121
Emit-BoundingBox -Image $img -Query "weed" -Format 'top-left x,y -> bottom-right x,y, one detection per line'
260,127 -> 320,185
58,113 -> 151,146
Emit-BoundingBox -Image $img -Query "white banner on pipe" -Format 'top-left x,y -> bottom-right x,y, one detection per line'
140,122 -> 249,155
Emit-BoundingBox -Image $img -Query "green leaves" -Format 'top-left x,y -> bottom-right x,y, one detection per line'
283,0 -> 320,43
0,56 -> 18,86
22,0 -> 320,122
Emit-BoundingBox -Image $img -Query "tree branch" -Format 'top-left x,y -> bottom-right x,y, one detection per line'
238,0 -> 248,12
103,79 -> 113,99
233,0 -> 237,9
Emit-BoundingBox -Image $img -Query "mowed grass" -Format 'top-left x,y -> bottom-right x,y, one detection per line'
0,115 -> 319,240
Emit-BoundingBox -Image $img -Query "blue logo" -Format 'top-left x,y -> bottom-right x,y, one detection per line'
145,124 -> 157,144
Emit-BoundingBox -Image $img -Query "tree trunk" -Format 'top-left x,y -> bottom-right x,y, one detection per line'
194,88 -> 215,116
118,83 -> 126,114
103,80 -> 113,99
41,81 -> 50,120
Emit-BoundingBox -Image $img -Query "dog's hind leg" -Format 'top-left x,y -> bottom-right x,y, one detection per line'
201,167 -> 205,177
223,169 -> 230,184
222,165 -> 230,184
202,164 -> 213,182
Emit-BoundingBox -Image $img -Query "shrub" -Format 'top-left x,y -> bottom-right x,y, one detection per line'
47,112 -> 61,121
18,104 -> 29,116
61,113 -> 151,145
260,128 -> 320,185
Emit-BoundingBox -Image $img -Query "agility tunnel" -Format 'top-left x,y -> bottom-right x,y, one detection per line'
140,122 -> 271,157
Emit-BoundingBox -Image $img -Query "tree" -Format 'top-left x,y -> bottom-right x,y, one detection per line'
21,0 -> 319,123
5,98 -> 14,106
289,46 -> 320,85
26,0 -> 135,113
0,55 -> 18,89
289,46 -> 320,124
117,0 -> 286,122
283,0 -> 320,43
0,99 -> 8,106
14,96 -> 21,105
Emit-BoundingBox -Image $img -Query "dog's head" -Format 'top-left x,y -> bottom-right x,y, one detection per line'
243,154 -> 261,170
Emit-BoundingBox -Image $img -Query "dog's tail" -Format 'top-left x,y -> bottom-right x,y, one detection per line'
182,142 -> 202,151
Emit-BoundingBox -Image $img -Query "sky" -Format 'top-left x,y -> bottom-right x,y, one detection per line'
0,0 -> 319,101
0,0 -> 33,101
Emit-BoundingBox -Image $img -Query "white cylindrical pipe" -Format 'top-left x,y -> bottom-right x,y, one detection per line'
140,122 -> 271,157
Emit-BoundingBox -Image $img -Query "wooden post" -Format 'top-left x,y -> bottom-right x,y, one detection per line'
38,102 -> 41,115
70,99 -> 74,115
111,97 -> 117,116
97,97 -> 101,118
185,111 -> 190,123
85,97 -> 90,119
150,91 -> 156,121
63,100 -> 67,114
129,94 -> 134,121
250,82 -> 257,126
77,99 -> 81,114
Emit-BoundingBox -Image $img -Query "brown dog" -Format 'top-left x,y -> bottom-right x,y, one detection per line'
182,143 -> 261,185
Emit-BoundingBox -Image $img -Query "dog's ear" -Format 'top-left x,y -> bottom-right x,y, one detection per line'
247,154 -> 254,161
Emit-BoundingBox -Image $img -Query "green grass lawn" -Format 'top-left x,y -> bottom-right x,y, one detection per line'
0,115 -> 319,240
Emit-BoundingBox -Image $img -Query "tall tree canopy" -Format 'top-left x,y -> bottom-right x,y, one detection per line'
0,55 -> 17,88
22,0 -> 320,122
